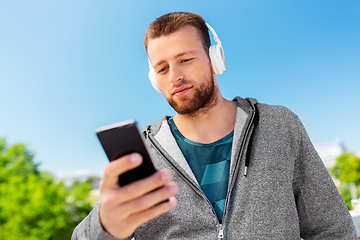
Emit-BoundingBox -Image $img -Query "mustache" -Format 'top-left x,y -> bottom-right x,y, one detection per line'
172,78 -> 190,87
169,79 -> 192,94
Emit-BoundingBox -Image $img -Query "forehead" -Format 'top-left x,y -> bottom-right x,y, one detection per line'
147,25 -> 205,65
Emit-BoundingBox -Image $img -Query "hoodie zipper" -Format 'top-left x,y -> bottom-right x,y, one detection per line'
218,224 -> 224,239
220,107 -> 256,225
146,105 -> 257,239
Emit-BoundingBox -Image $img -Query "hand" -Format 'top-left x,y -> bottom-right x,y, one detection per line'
99,153 -> 178,239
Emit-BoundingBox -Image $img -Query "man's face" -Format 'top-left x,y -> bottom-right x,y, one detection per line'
147,25 -> 217,115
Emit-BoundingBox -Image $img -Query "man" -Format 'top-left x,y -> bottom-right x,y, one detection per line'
72,12 -> 356,239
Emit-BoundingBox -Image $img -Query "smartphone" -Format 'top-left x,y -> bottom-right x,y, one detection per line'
96,119 -> 157,186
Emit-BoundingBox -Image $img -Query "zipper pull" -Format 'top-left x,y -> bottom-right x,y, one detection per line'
244,166 -> 248,176
218,224 -> 224,239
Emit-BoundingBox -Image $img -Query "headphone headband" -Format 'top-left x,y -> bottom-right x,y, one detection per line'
206,23 -> 221,46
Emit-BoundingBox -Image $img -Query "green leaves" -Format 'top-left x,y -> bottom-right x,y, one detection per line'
0,138 -> 94,239
330,152 -> 360,210
0,140 -> 38,183
330,152 -> 360,185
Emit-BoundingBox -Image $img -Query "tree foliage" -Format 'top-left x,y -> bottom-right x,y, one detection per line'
330,152 -> 360,210
330,152 -> 360,185
0,138 -> 93,240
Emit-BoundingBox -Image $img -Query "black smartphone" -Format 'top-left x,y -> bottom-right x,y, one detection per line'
96,119 -> 157,186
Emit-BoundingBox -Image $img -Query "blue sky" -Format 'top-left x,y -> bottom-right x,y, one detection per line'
1,0 -> 359,178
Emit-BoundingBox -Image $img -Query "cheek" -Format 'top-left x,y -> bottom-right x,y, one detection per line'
157,77 -> 168,91
192,60 -> 212,78
156,77 -> 171,96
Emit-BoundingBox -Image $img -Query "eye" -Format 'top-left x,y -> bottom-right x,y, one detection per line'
157,66 -> 167,74
182,58 -> 193,63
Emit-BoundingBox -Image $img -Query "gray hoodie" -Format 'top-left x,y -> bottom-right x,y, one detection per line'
72,97 -> 356,240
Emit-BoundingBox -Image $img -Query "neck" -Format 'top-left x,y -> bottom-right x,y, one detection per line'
172,93 -> 237,144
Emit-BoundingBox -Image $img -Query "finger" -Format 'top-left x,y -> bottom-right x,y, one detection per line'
127,196 -> 177,228
100,153 -> 142,190
104,197 -> 178,239
116,181 -> 178,219
100,168 -> 174,215
117,168 -> 173,203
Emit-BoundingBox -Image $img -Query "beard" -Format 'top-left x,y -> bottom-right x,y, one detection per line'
166,71 -> 217,115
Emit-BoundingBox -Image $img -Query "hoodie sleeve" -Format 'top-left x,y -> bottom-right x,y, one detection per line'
71,199 -> 133,240
291,115 -> 357,239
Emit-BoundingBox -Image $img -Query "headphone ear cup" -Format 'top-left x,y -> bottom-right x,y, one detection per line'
148,61 -> 162,93
209,44 -> 226,75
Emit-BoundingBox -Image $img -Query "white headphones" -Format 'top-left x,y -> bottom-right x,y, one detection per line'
148,23 -> 226,93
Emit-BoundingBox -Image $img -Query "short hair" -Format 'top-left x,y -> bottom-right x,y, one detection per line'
143,12 -> 210,54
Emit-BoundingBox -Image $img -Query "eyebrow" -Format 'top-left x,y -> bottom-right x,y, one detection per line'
153,51 -> 196,68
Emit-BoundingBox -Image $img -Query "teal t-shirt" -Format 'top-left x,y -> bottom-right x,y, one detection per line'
168,118 -> 233,222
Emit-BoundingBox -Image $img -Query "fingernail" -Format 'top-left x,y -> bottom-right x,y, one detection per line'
131,153 -> 141,164
160,170 -> 170,180
168,197 -> 177,207
168,183 -> 178,193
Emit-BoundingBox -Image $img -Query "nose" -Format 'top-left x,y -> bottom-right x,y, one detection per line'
169,65 -> 184,84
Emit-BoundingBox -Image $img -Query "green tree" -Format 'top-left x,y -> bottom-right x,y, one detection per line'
330,152 -> 360,210
330,152 -> 360,184
0,138 -> 39,182
336,184 -> 360,210
0,138 -> 93,240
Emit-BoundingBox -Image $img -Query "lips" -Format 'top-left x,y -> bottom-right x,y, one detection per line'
171,86 -> 192,96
